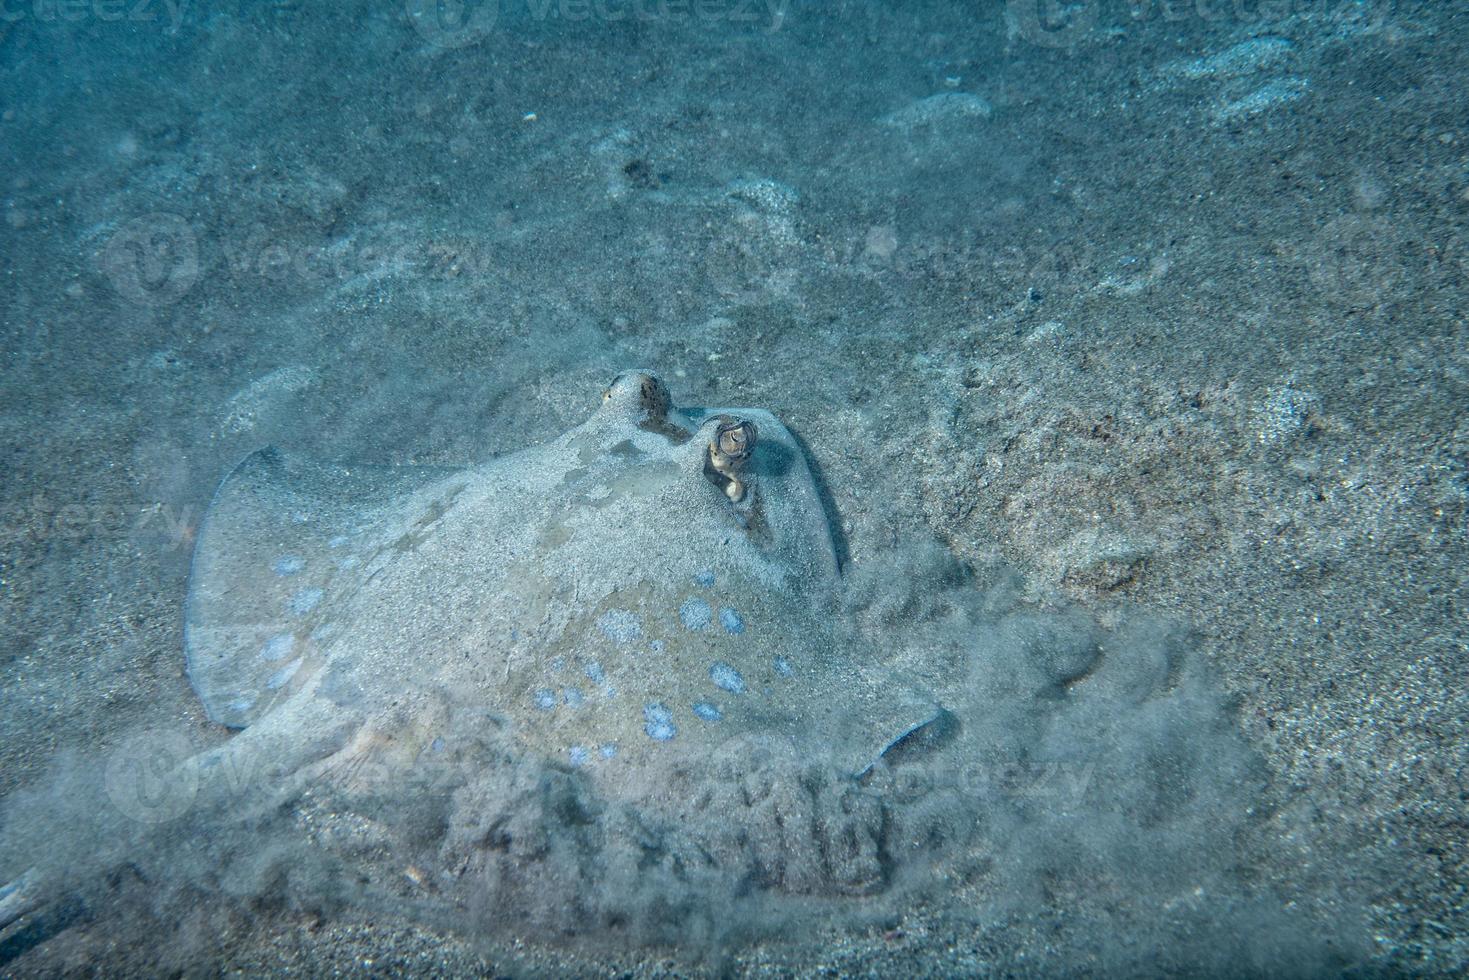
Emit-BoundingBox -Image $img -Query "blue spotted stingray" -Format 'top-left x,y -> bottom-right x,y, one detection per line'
0,371 -> 950,933
180,371 -> 942,789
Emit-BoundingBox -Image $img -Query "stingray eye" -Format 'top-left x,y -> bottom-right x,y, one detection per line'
706,417 -> 757,503
640,375 -> 671,416
602,371 -> 671,421
715,420 -> 756,460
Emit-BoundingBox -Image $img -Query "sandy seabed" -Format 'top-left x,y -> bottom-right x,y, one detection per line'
0,1 -> 1465,975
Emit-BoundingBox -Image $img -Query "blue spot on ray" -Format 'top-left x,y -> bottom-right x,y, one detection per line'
695,569 -> 716,587
680,598 -> 712,631
273,555 -> 304,576
643,702 -> 676,741
597,609 -> 643,644
289,587 -> 323,615
569,746 -> 589,767
600,744 -> 617,759
584,661 -> 605,684
563,687 -> 585,707
692,701 -> 723,721
710,661 -> 746,694
773,657 -> 794,677
258,633 -> 295,661
720,608 -> 745,634
533,688 -> 557,710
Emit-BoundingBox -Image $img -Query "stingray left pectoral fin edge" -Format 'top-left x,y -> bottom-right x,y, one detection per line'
857,707 -> 959,778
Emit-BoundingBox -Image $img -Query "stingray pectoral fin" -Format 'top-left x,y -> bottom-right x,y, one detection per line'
0,867 -> 46,930
185,447 -> 458,729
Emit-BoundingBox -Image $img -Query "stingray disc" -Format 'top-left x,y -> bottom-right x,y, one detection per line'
185,371 -> 943,782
